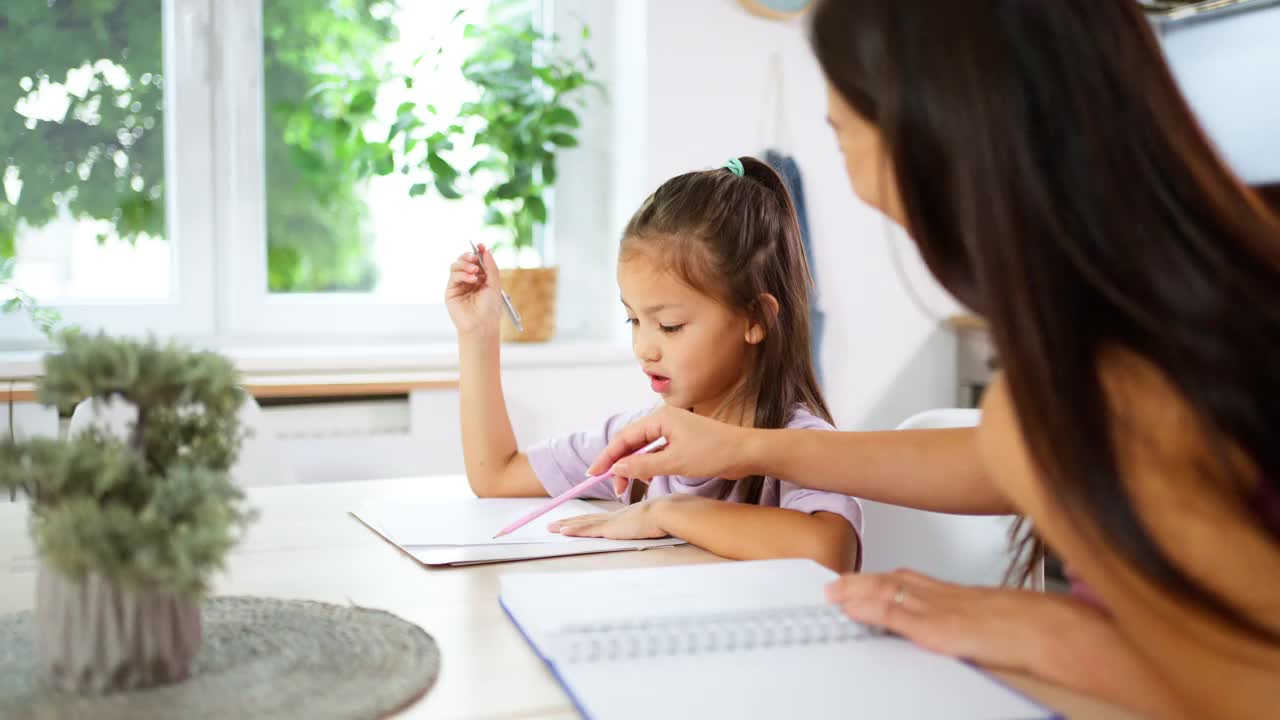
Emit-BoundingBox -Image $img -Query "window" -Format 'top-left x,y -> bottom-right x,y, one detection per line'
2,0 -> 610,348
1,1 -> 215,344
260,0 -> 524,298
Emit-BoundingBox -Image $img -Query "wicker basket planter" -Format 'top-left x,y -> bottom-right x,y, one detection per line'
499,266 -> 558,342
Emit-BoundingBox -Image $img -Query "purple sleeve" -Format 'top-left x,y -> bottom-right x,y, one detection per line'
778,483 -> 864,538
776,408 -> 865,537
526,409 -> 647,501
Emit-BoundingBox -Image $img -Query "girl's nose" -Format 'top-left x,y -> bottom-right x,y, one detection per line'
633,334 -> 660,362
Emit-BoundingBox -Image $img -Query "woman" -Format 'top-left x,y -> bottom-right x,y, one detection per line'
587,2 -> 1280,717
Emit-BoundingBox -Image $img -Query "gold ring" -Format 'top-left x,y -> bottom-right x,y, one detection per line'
892,585 -> 906,606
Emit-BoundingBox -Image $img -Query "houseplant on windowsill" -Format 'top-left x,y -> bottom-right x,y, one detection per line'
400,19 -> 600,342
0,331 -> 254,694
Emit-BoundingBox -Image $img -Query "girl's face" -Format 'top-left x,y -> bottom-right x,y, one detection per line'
826,81 -> 906,226
618,252 -> 764,419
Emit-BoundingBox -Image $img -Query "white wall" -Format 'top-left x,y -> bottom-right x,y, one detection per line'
272,361 -> 654,482
608,0 -> 959,431
549,0 -> 621,340
1159,5 -> 1280,184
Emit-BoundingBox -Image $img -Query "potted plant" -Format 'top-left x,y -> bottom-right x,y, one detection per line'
399,19 -> 600,342
0,331 -> 254,694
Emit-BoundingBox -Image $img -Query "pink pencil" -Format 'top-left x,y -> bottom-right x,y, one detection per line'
492,437 -> 668,539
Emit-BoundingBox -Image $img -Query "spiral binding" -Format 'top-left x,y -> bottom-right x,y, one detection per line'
549,605 -> 874,664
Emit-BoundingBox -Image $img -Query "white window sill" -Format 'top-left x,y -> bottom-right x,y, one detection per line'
0,338 -> 635,382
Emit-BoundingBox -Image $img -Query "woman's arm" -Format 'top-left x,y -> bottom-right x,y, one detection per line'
550,495 -> 857,572
589,406 -> 1013,515
746,425 -> 1012,515
827,570 -> 1182,718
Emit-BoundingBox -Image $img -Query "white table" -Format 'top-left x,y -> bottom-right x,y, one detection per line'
0,477 -> 1137,719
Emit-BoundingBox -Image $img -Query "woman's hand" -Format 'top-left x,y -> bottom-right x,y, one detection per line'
826,569 -> 1176,715
587,405 -> 755,494
445,244 -> 503,336
547,498 -> 672,540
826,569 -> 1051,671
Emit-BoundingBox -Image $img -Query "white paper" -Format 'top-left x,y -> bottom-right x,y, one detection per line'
501,558 -> 840,634
356,497 -> 610,546
500,559 -> 1052,720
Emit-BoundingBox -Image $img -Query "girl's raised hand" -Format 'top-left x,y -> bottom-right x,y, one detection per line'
588,405 -> 754,495
445,244 -> 503,336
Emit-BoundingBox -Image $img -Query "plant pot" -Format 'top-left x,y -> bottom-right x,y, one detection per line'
34,563 -> 202,694
499,266 -> 558,343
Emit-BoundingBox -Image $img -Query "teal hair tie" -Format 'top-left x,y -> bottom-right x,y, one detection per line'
721,157 -> 744,177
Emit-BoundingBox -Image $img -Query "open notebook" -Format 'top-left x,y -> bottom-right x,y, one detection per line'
353,497 -> 685,566
500,559 -> 1056,719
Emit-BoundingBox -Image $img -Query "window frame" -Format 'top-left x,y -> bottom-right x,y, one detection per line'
0,0 -> 218,347
214,0 -> 537,342
3,0 -> 619,350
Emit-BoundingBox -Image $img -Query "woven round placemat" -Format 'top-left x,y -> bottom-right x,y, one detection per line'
0,596 -> 440,720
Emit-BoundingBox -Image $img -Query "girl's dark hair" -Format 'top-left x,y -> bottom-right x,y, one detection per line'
622,157 -> 832,503
811,1 -> 1280,637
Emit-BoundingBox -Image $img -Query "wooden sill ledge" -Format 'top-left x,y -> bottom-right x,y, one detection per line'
3,371 -> 461,405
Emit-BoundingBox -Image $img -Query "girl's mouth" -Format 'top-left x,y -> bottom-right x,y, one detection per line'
648,374 -> 671,393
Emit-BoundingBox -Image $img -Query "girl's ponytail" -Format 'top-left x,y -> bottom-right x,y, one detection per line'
738,156 -> 800,228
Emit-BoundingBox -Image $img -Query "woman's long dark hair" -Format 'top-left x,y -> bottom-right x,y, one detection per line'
622,157 -> 833,503
811,0 -> 1280,638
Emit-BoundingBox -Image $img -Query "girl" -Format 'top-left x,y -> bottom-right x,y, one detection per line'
445,156 -> 861,572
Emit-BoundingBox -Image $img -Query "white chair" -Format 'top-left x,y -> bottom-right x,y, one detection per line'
68,393 -> 296,487
859,408 -> 1040,588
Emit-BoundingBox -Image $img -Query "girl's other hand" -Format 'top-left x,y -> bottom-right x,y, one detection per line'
445,243 -> 503,336
547,498 -> 671,540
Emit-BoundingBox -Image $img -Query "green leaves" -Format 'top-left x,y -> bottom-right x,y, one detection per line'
525,195 -> 547,223
435,177 -> 463,200
347,90 -> 376,116
432,17 -> 600,250
0,334 -> 254,597
1,1 -> 600,284
0,278 -> 63,339
494,180 -> 523,200
427,151 -> 461,198
427,152 -> 458,180
545,107 -> 580,128
0,227 -> 15,260
1,0 -> 169,254
387,102 -> 421,142
548,131 -> 578,148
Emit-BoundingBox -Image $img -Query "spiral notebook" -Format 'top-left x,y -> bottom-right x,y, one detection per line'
500,559 -> 1057,720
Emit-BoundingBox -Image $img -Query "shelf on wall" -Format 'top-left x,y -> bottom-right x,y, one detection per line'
1141,0 -> 1280,26
3,372 -> 461,406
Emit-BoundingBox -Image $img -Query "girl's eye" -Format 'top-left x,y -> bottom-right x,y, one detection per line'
625,317 -> 639,327
660,324 -> 684,334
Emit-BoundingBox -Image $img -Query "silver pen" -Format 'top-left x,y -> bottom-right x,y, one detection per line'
469,241 -> 524,333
